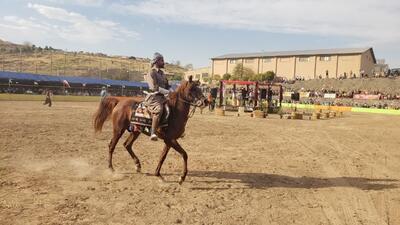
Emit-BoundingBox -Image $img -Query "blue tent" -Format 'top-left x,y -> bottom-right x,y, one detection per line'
0,71 -> 148,88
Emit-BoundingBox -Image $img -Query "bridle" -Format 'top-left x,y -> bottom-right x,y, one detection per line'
177,93 -> 204,118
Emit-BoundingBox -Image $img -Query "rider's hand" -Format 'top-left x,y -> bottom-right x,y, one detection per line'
158,87 -> 170,95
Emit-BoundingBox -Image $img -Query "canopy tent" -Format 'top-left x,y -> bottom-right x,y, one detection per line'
0,71 -> 148,88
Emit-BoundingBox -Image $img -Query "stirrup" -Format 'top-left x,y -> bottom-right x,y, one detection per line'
150,134 -> 158,141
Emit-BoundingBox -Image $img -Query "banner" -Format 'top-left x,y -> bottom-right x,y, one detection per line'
62,80 -> 71,88
300,92 -> 310,98
283,91 -> 293,97
353,94 -> 380,100
324,93 -> 336,99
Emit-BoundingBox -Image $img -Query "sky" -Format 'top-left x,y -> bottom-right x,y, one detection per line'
0,0 -> 399,68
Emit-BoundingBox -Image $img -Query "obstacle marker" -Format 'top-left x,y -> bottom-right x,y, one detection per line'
253,110 -> 267,118
237,107 -> 245,116
290,112 -> 303,120
215,108 -> 225,116
312,112 -> 321,120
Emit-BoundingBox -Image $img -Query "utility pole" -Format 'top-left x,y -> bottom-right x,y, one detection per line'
128,61 -> 131,80
1,51 -> 4,71
63,50 -> 67,75
19,47 -> 22,72
99,59 -> 102,79
35,49 -> 38,74
120,61 -> 123,80
50,50 -> 53,75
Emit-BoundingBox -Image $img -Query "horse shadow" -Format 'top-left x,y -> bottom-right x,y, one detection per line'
189,170 -> 398,191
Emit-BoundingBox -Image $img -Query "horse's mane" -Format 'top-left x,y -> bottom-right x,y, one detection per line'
168,81 -> 188,108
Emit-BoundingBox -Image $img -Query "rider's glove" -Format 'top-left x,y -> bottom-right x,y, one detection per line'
158,87 -> 170,95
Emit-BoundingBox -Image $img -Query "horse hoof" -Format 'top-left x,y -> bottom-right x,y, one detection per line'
136,166 -> 141,173
157,175 -> 166,183
178,177 -> 185,185
108,167 -> 115,172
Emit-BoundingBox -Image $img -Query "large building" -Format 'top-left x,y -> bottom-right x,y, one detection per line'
211,47 -> 376,80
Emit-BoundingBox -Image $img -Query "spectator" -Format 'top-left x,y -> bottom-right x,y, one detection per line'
43,89 -> 53,107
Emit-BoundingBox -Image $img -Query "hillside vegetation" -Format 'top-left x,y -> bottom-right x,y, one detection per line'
0,39 -> 186,81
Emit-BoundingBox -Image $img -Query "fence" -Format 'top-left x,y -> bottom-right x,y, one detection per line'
0,83 -> 144,97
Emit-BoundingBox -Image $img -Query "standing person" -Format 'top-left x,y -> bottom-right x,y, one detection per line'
208,92 -> 214,111
248,89 -> 254,107
144,52 -> 170,141
43,89 -> 53,107
241,87 -> 247,107
100,86 -> 107,99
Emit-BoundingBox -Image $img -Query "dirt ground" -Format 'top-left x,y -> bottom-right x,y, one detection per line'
1,101 -> 399,225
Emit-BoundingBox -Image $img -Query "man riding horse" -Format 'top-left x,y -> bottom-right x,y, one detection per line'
144,52 -> 171,141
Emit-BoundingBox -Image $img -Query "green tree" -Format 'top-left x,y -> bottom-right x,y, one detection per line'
171,74 -> 182,81
252,71 -> 276,81
232,64 -> 255,80
222,73 -> 231,80
212,74 -> 221,81
264,71 -> 275,81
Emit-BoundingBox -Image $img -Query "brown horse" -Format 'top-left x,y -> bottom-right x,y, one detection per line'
93,77 -> 207,184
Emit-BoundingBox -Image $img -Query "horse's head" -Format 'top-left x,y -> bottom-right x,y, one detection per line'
178,76 -> 208,108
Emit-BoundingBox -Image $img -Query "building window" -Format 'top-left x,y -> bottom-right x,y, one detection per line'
244,59 -> 254,63
195,74 -> 201,79
279,57 -> 290,62
201,73 -> 209,78
229,59 -> 236,64
320,56 -> 331,61
299,56 -> 310,62
263,58 -> 272,63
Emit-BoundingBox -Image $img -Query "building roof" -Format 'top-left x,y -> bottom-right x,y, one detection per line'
0,71 -> 148,88
212,47 -> 376,63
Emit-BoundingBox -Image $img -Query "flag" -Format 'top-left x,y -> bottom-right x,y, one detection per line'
62,80 -> 71,88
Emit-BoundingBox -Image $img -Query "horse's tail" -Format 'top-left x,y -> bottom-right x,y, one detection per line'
93,96 -> 120,133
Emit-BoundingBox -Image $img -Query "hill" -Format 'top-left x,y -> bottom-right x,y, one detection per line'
0,39 -> 187,81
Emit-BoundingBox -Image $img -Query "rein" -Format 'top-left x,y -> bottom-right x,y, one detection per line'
177,94 -> 198,118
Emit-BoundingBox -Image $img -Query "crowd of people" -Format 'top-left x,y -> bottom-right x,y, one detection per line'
282,88 -> 400,110
283,98 -> 400,110
279,69 -> 400,83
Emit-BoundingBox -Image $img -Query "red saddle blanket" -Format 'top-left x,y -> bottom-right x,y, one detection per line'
130,103 -> 169,135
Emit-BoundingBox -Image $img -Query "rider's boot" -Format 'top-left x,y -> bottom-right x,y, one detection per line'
150,114 -> 160,141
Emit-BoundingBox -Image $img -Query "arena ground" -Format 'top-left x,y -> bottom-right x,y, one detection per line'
0,101 -> 399,225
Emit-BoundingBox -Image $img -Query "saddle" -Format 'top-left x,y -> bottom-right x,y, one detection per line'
130,102 -> 169,136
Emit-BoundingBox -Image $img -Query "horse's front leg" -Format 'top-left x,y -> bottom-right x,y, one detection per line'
170,139 -> 188,185
155,142 -> 171,181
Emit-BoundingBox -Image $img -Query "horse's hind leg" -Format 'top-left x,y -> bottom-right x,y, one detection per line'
108,128 -> 124,171
170,139 -> 188,185
123,131 -> 141,173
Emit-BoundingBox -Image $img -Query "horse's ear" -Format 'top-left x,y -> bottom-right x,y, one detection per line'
188,75 -> 193,83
